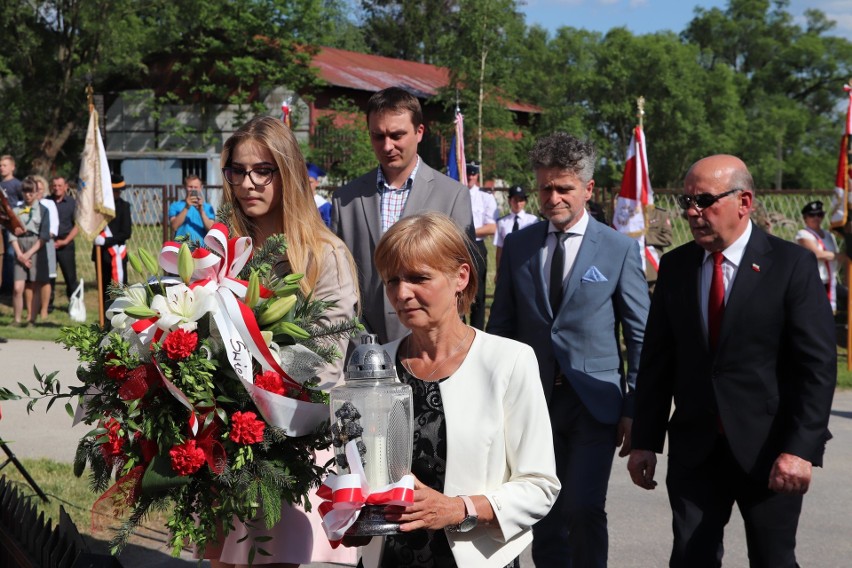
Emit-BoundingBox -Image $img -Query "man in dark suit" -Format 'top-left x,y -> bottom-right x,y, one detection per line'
487,132 -> 649,567
92,175 -> 132,314
628,154 -> 836,567
331,87 -> 473,344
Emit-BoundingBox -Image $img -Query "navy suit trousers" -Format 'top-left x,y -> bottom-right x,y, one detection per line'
532,381 -> 616,568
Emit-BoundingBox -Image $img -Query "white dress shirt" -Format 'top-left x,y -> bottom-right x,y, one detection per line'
469,185 -> 498,241
543,210 -> 590,299
699,221 -> 753,338
494,210 -> 538,247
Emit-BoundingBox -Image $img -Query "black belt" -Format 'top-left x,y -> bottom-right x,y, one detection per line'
23,231 -> 37,237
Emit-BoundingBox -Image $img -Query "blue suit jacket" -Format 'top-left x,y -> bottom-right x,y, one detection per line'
487,215 -> 650,424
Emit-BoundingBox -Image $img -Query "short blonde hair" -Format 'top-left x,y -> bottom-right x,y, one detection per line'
374,212 -> 478,314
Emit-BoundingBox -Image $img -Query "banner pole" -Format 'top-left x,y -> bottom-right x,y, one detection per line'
96,245 -> 105,328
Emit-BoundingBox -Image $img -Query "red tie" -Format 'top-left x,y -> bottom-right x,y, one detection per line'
708,251 -> 725,350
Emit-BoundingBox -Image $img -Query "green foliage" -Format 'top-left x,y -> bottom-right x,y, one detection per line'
310,98 -> 376,184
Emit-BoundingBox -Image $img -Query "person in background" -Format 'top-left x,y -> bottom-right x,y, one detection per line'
331,86 -> 473,345
487,132 -> 649,568
9,177 -> 50,325
1,154 -> 23,296
49,176 -> 79,310
465,161 -> 498,330
169,175 -> 215,244
644,204 -> 673,295
32,175 -> 57,319
210,115 -> 359,568
629,155 -> 836,568
307,163 -> 332,227
92,175 -> 132,310
796,200 -> 846,313
355,211 -> 559,568
493,185 -> 538,278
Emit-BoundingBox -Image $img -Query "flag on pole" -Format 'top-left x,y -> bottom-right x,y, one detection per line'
281,100 -> 291,129
76,108 -> 115,241
829,84 -> 852,229
447,108 -> 468,186
613,125 -> 656,270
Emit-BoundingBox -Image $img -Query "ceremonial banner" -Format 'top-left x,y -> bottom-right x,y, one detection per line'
76,109 -> 115,240
830,84 -> 852,228
447,108 -> 468,186
613,125 -> 656,270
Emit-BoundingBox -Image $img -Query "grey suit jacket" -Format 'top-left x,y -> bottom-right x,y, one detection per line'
331,159 -> 474,344
487,215 -> 650,425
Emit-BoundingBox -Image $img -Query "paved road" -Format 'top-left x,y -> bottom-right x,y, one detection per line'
2,338 -> 851,567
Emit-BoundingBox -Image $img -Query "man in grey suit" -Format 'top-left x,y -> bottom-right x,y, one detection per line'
487,132 -> 649,567
332,87 -> 474,344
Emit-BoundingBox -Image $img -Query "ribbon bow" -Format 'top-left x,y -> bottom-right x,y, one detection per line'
317,441 -> 415,544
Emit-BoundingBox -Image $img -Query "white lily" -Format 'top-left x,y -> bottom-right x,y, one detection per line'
106,284 -> 152,329
150,283 -> 217,332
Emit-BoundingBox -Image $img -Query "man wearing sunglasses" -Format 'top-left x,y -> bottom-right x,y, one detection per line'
628,155 -> 836,567
796,200 -> 845,312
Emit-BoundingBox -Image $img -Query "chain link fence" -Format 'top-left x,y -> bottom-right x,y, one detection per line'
69,185 -> 841,288
73,184 -> 224,285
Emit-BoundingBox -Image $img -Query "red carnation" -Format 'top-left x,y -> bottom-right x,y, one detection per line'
162,329 -> 199,360
229,411 -> 265,445
169,439 -> 207,476
104,354 -> 128,381
99,417 -> 125,459
255,370 -> 286,395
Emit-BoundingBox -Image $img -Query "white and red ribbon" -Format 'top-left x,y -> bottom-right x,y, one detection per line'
144,223 -> 327,435
317,441 -> 415,543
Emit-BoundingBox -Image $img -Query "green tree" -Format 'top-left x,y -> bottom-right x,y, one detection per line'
683,0 -> 852,188
0,0 -> 341,176
0,0 -> 163,176
309,98 -> 375,185
360,0 -> 458,63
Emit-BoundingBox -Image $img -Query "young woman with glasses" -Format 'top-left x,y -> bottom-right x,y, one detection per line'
208,116 -> 360,568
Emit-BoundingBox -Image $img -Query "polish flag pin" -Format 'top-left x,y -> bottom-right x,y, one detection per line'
752,263 -> 760,272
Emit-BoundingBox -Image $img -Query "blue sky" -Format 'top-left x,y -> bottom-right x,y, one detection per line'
520,0 -> 852,37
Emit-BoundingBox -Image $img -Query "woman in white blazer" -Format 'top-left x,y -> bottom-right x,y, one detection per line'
356,212 -> 559,567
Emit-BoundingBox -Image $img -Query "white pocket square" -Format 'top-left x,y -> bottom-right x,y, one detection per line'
581,266 -> 608,283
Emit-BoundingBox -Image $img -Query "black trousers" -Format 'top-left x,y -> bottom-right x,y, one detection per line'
666,437 -> 803,568
53,240 -> 78,302
469,240 -> 487,330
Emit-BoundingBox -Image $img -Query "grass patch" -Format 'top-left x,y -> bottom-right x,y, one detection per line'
0,457 -> 174,553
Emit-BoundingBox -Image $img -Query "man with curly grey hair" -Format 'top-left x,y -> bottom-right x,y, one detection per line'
488,131 -> 650,567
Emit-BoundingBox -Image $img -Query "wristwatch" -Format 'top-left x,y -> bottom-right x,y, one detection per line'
447,495 -> 478,533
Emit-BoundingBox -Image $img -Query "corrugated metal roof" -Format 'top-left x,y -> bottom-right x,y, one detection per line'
313,47 -> 540,114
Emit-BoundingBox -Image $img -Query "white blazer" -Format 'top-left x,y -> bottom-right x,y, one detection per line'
360,329 -> 560,567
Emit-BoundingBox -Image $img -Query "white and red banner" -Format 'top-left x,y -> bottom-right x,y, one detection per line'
613,125 -> 656,270
830,84 -> 852,229
76,109 -> 115,240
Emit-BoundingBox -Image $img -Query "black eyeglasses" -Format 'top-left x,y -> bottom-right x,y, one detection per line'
676,188 -> 741,211
222,166 -> 279,187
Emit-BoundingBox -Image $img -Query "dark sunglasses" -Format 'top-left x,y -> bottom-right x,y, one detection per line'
806,211 -> 825,218
676,188 -> 741,211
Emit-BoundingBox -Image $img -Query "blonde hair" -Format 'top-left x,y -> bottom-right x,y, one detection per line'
31,174 -> 49,197
221,117 -> 357,296
374,212 -> 477,314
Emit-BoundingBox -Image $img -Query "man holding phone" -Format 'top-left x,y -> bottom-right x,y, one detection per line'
169,175 -> 215,244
